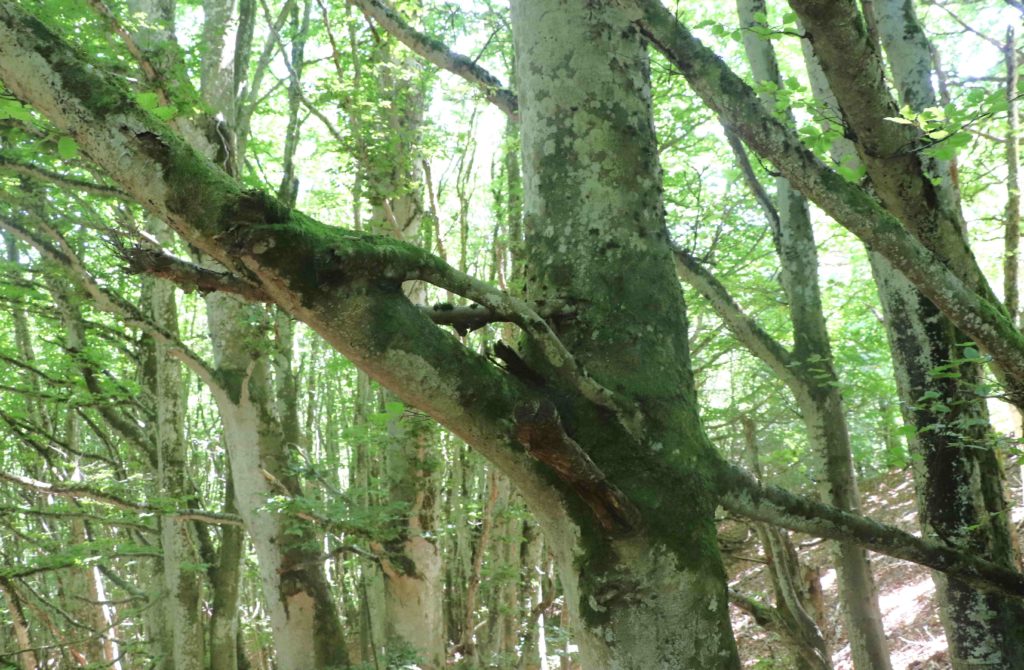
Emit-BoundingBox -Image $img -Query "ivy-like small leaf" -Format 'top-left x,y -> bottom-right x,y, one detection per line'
57,136 -> 79,160
152,105 -> 177,120
136,91 -> 160,110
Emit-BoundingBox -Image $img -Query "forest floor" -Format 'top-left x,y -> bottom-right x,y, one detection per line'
724,461 -> 1024,670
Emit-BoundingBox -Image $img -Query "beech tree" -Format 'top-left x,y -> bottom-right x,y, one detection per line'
1,0 -> 1024,668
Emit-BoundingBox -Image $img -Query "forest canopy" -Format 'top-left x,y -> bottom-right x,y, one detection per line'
0,0 -> 1023,669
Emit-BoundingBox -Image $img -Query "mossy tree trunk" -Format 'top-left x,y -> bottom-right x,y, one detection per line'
509,2 -> 739,666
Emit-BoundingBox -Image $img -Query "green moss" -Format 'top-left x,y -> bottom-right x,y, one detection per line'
214,367 -> 246,405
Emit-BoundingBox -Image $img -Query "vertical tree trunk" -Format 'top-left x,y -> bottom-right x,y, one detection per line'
0,578 -> 38,670
205,294 -> 351,670
740,417 -> 831,670
510,2 -> 739,666
210,477 -> 245,670
802,4 -> 1024,664
1006,25 -> 1021,325
141,221 -> 206,670
358,36 -> 446,666
736,5 -> 891,668
51,277 -> 125,670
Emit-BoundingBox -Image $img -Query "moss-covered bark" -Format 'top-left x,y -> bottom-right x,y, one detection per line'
510,1 -> 738,666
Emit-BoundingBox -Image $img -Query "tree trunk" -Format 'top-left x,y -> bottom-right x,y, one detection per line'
1005,25 -> 1020,325
735,4 -> 892,667
206,293 -> 350,670
740,416 -> 831,670
210,477 -> 245,670
802,6 -> 1024,665
0,578 -> 38,670
141,221 -> 206,670
509,2 -> 739,666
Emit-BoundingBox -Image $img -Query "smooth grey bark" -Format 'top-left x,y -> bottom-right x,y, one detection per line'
209,478 -> 245,670
869,4 -> 1024,667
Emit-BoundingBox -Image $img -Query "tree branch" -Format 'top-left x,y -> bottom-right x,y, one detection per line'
672,246 -> 798,388
0,155 -> 126,198
0,212 -> 218,389
0,470 -> 242,525
717,462 -> 1024,599
633,0 -> 1024,409
348,0 -> 518,120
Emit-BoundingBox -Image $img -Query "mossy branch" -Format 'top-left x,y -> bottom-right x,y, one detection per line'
717,462 -> 1024,599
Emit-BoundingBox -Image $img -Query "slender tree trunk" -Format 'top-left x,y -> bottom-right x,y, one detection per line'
802,5 -> 1024,664
736,5 -> 891,667
206,293 -> 350,670
740,416 -> 831,670
358,38 -> 446,666
51,278 -> 124,670
1006,25 -> 1021,326
210,477 -> 245,670
141,221 -> 206,670
0,578 -> 38,670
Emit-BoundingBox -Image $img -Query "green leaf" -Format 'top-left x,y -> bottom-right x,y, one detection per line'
837,161 -> 866,183
883,116 -> 915,125
152,105 -> 177,120
135,91 -> 160,110
0,99 -> 33,122
57,136 -> 79,160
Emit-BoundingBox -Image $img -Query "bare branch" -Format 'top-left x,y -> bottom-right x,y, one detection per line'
717,463 -> 1024,600
0,212 -> 217,388
0,155 -> 126,198
123,245 -> 269,301
0,470 -> 242,526
672,246 -> 798,388
348,0 -> 518,120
